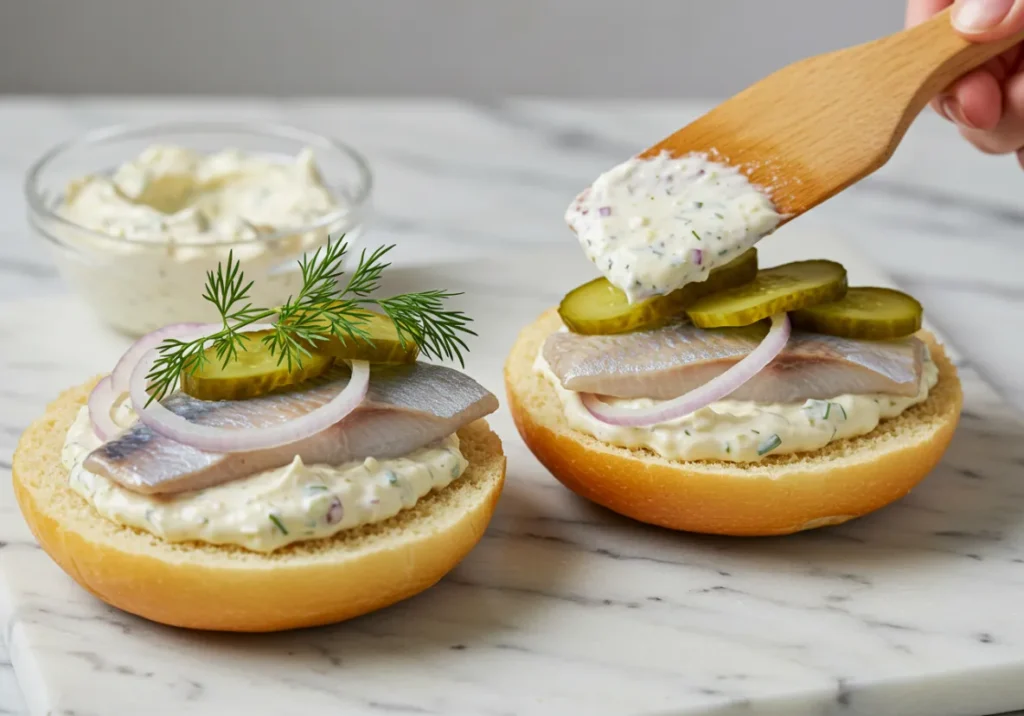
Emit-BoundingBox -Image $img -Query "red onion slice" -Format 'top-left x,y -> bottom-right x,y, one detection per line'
581,313 -> 792,427
129,348 -> 370,453
87,376 -> 122,441
91,323 -> 211,442
110,323 -> 212,394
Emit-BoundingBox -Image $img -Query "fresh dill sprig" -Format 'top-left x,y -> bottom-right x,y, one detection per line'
144,236 -> 475,404
378,290 -> 474,364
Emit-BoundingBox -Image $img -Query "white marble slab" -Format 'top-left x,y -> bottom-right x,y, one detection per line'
0,227 -> 1022,716
0,98 -> 1023,715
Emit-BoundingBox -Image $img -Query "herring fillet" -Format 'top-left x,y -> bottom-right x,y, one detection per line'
84,363 -> 499,495
543,324 -> 925,402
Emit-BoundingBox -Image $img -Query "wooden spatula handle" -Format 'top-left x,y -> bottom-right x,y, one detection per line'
895,8 -> 1024,113
639,7 -> 1024,223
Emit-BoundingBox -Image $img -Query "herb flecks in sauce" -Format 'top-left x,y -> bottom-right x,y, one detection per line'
566,151 -> 780,303
62,409 -> 468,553
756,434 -> 783,456
268,513 -> 289,535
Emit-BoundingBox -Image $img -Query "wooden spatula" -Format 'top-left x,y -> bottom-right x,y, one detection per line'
641,8 -> 1024,224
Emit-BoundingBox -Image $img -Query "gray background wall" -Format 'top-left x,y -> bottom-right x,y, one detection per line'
0,0 -> 907,97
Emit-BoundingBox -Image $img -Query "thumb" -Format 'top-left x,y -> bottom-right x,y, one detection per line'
951,0 -> 1024,40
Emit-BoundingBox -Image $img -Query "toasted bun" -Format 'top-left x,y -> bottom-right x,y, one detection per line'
13,379 -> 506,632
506,309 -> 962,537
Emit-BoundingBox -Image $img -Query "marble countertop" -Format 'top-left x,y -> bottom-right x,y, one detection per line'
0,97 -> 1022,715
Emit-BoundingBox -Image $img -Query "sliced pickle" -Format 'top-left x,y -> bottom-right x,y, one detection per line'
180,330 -> 335,401
791,287 -> 923,339
309,311 -> 419,364
557,248 -> 759,335
686,260 -> 848,328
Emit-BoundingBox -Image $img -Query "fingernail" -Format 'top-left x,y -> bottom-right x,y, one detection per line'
940,97 -> 978,128
952,0 -> 1015,33
938,97 -> 956,121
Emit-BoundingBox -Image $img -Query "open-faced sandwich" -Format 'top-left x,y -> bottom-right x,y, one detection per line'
506,151 -> 961,536
14,238 -> 505,631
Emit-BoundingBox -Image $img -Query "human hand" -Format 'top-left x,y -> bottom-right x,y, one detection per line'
907,0 -> 1024,166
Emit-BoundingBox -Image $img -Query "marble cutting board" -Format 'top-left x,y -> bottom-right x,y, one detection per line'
1,227 -> 1023,716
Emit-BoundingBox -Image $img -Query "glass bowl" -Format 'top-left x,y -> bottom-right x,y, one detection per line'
25,121 -> 373,337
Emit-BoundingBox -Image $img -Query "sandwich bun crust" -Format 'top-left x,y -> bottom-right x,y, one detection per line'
505,309 -> 962,537
13,379 -> 506,632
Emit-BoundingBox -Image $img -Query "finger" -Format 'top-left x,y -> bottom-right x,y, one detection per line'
907,0 -> 954,27
985,68 -> 1024,151
950,68 -> 1005,128
957,73 -> 1024,153
951,0 -> 1024,40
988,45 -> 1023,81
960,117 -> 1024,152
929,54 -> 1012,122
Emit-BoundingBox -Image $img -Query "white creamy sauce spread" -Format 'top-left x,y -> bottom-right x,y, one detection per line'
565,151 -> 780,302
61,406 -> 468,553
53,145 -> 348,336
61,145 -> 337,243
551,151 -> 934,463
536,348 -> 938,463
